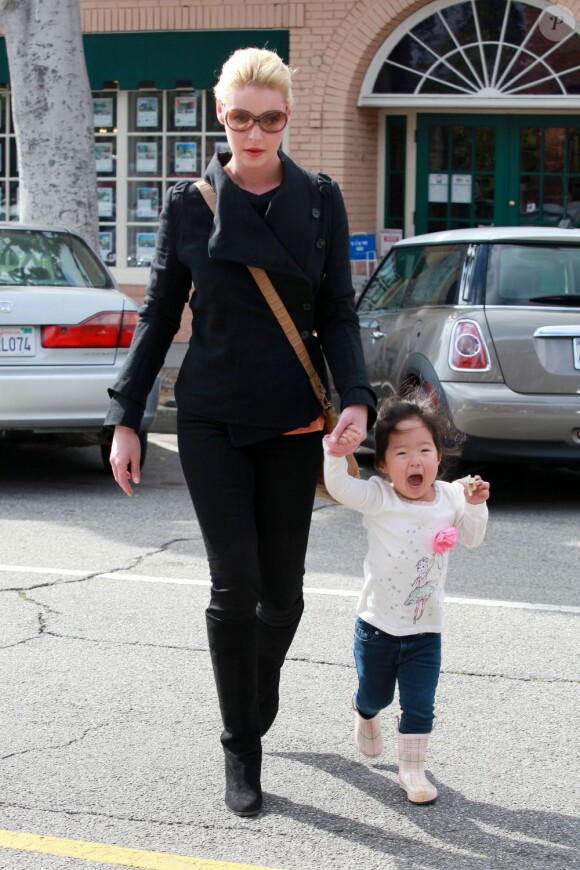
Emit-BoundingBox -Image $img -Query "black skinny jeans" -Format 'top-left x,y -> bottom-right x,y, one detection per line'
177,415 -> 323,627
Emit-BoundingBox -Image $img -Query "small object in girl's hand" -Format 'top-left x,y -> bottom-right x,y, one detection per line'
465,475 -> 477,496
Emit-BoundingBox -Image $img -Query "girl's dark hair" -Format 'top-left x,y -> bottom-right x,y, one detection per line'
374,386 -> 465,478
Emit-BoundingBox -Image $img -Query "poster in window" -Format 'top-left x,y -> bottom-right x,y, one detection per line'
136,232 -> 156,265
93,97 -> 113,128
95,142 -> 114,173
174,141 -> 197,174
137,187 -> 159,219
174,95 -> 197,128
99,231 -> 114,262
97,187 -> 113,218
428,173 -> 448,203
136,96 -> 159,129
451,174 -> 472,204
136,141 -> 158,174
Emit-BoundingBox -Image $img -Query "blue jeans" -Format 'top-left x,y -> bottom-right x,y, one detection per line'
353,617 -> 441,734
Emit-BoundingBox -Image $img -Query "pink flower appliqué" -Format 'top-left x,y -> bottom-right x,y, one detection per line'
433,527 -> 458,554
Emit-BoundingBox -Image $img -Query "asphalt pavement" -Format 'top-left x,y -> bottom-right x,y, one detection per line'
0,426 -> 578,870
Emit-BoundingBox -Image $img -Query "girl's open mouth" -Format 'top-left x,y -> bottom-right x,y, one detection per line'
408,474 -> 423,488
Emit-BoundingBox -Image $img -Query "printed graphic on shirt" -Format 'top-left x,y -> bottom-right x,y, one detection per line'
403,554 -> 438,624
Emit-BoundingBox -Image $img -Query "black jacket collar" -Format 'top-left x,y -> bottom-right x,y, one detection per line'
203,150 -> 313,282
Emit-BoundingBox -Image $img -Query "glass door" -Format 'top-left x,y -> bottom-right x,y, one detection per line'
415,114 -> 507,234
513,120 -> 580,228
415,114 -> 580,233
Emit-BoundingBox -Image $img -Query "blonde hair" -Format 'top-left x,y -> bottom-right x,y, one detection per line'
214,47 -> 295,107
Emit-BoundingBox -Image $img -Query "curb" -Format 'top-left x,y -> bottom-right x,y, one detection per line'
151,401 -> 177,435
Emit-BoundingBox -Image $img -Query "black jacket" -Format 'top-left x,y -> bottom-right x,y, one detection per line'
106,151 -> 376,439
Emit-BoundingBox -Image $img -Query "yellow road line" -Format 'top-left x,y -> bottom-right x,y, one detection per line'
0,830 -> 285,870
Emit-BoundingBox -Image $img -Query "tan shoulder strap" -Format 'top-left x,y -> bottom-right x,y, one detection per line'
194,179 -> 332,412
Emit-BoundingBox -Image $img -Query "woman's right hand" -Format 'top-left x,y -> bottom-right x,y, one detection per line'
109,425 -> 141,496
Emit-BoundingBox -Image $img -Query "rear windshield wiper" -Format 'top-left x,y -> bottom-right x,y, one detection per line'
528,294 -> 580,307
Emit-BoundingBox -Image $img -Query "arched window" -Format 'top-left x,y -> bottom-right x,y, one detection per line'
360,0 -> 580,106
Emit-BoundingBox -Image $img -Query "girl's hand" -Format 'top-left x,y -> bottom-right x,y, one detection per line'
109,425 -> 141,496
461,474 -> 490,505
325,404 -> 368,457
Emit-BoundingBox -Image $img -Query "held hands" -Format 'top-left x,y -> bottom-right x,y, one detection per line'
109,425 -> 142,497
324,404 -> 368,457
460,474 -> 490,505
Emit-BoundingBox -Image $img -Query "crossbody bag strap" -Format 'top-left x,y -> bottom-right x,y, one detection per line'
194,178 -> 333,413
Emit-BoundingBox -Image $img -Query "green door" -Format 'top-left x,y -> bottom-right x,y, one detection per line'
415,114 -> 580,234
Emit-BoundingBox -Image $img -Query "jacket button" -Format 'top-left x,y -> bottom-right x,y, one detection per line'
303,303 -> 312,311
316,238 -> 326,249
300,330 -> 310,340
312,208 -> 320,218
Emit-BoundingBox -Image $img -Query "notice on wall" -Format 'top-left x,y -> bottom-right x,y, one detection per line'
174,95 -> 197,128
175,141 -> 197,173
136,232 -> 156,265
99,231 -> 114,263
136,96 -> 159,129
93,98 -> 113,128
137,187 -> 159,219
97,187 -> 113,218
380,228 -> 404,256
95,142 -> 114,174
136,142 -> 158,174
428,173 -> 448,203
451,174 -> 472,204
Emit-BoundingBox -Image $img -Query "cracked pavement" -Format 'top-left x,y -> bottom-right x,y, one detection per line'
0,440 -> 578,870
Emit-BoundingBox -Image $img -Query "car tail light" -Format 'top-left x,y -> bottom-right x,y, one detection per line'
449,320 -> 490,371
42,310 -> 137,349
118,311 -> 138,347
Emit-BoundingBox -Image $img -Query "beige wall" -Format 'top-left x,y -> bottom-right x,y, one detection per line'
79,0 -> 433,232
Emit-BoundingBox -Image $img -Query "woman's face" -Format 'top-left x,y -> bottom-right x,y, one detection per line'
216,86 -> 290,175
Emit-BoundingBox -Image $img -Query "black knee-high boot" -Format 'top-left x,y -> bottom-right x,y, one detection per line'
205,612 -> 262,817
258,607 -> 303,737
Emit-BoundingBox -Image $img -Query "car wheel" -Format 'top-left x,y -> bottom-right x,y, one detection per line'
100,430 -> 148,472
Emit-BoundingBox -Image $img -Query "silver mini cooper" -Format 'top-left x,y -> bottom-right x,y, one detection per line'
356,226 -> 580,464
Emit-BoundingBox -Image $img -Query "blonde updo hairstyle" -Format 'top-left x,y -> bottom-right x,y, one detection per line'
214,47 -> 295,108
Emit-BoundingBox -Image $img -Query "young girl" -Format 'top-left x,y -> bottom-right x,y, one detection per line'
323,391 -> 489,804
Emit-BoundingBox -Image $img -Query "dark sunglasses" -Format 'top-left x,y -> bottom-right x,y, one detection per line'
224,109 -> 288,134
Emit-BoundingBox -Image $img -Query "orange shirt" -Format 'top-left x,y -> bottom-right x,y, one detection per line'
284,414 -> 325,436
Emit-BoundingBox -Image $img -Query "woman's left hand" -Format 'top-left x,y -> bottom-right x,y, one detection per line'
325,404 -> 368,456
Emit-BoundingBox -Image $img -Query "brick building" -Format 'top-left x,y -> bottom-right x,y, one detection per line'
1,0 -> 580,342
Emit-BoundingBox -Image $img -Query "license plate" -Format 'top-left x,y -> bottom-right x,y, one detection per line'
575,337 -> 580,370
0,326 -> 36,357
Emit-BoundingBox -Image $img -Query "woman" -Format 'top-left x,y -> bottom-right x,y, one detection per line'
106,47 -> 376,817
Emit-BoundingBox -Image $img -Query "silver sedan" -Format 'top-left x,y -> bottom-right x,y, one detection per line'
0,225 -> 159,468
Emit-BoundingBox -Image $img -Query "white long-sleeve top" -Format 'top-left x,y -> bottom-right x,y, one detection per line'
323,446 -> 489,636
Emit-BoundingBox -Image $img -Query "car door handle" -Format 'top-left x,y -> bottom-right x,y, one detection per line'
372,330 -> 386,340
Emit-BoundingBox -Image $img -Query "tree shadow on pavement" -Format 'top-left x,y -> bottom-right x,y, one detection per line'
268,751 -> 578,870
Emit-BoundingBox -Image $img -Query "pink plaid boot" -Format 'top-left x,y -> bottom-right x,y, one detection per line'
352,694 -> 384,758
396,717 -> 437,804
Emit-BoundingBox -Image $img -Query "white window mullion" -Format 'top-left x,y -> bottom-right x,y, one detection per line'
115,90 -> 129,271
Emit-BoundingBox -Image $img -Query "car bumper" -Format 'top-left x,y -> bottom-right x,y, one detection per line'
0,366 -> 159,435
442,382 -> 580,462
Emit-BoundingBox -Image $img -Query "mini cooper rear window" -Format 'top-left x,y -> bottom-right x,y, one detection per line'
486,243 -> 580,305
